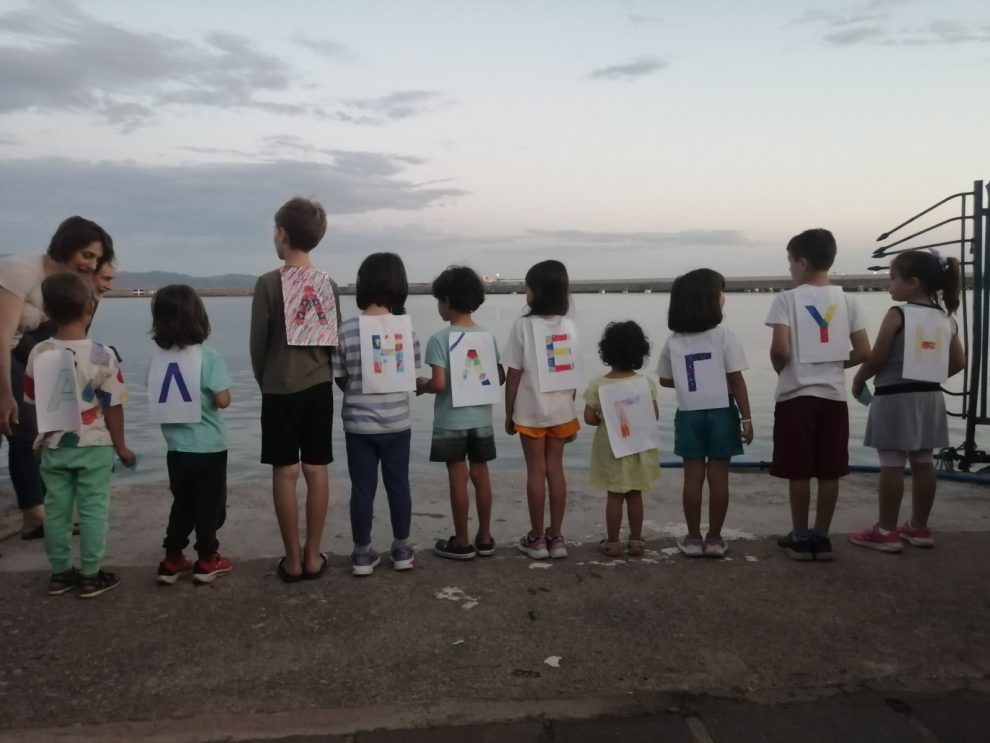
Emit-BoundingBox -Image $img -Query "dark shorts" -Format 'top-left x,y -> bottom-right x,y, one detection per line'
770,396 -> 849,480
430,426 -> 497,463
674,405 -> 743,460
260,382 -> 334,467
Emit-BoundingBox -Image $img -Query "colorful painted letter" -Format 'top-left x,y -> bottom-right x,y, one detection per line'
684,352 -> 712,393
159,362 -> 192,404
293,285 -> 329,325
545,334 -> 574,373
372,333 -> 405,374
804,304 -> 838,343
462,348 -> 492,386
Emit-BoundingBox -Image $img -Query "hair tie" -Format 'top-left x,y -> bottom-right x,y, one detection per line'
928,248 -> 948,269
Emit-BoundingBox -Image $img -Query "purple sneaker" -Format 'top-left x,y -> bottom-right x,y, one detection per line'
517,532 -> 549,559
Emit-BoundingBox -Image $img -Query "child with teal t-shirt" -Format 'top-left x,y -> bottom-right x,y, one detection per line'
417,267 -> 504,560
150,285 -> 233,585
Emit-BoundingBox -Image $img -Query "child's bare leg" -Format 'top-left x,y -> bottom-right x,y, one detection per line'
446,460 -> 471,546
625,491 -> 643,541
907,457 -> 936,528
812,478 -> 839,533
706,458 -> 730,538
468,460 -> 493,544
545,436 -> 567,536
520,435 -> 548,535
301,463 -> 329,573
605,492 -> 624,542
272,464 -> 302,575
877,467 -> 905,531
682,458 -> 706,538
789,479 -> 811,532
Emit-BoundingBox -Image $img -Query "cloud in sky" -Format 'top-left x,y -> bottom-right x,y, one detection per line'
335,91 -> 450,126
587,55 -> 666,80
794,2 -> 990,46
291,33 -> 354,61
523,229 -> 749,251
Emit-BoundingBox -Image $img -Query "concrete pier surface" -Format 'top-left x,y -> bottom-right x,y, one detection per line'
1,468 -> 988,741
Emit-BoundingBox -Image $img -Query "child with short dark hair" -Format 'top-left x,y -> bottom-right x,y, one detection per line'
850,250 -> 965,551
417,266 -> 504,560
151,285 -> 233,585
504,259 -> 580,559
23,272 -> 135,598
333,252 -> 421,575
584,321 -> 659,558
658,269 -> 752,558
250,196 -> 339,582
767,228 -> 870,561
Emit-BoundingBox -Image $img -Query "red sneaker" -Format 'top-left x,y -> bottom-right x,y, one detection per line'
897,521 -> 935,548
849,524 -> 903,553
157,555 -> 194,585
193,553 -> 233,584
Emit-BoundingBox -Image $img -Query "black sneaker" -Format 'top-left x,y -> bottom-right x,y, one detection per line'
433,537 -> 476,561
48,567 -> 80,595
474,536 -> 496,557
810,534 -> 834,561
777,532 -> 814,561
79,570 -> 121,599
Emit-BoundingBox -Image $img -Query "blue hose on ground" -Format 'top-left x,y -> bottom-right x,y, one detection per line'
659,460 -> 990,484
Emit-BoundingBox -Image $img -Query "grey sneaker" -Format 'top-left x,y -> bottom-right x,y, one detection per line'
391,542 -> 415,571
351,548 -> 381,577
677,536 -> 705,557
703,537 -> 728,558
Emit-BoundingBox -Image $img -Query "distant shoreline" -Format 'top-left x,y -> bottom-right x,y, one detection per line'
105,274 -> 898,298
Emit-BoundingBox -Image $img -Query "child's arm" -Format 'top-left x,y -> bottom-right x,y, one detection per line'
583,404 -> 600,426
416,364 -> 446,396
851,308 -> 898,395
504,367 -> 521,435
104,405 -> 136,466
658,376 -> 674,388
213,389 -> 231,409
769,324 -> 790,373
845,328 -> 871,369
249,278 -> 269,387
498,363 -> 506,386
727,371 -> 754,444
949,333 -> 966,377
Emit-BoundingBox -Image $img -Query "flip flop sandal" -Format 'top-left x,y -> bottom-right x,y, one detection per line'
277,557 -> 305,583
303,553 -> 329,580
627,539 -> 645,557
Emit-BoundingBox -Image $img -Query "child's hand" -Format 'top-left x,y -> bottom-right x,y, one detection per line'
117,446 -> 137,468
505,418 -> 516,436
851,378 -> 864,398
740,421 -> 754,445
415,377 -> 429,396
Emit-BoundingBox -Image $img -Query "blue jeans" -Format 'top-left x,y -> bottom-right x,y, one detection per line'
6,353 -> 44,510
345,430 -> 412,546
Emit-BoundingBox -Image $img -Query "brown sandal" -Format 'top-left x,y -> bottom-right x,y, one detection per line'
598,539 -> 623,558
626,538 -> 645,557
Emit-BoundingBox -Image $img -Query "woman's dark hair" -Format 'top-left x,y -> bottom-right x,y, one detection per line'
890,250 -> 962,315
598,321 -> 650,371
524,259 -> 569,316
668,268 -> 725,333
46,216 -> 115,266
356,252 -> 408,314
432,265 -> 485,313
151,285 -> 211,349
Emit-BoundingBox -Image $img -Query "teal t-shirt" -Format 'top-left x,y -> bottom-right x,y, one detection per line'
424,324 -> 500,431
160,344 -> 231,453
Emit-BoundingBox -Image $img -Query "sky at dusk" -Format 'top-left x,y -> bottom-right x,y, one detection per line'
0,0 -> 987,281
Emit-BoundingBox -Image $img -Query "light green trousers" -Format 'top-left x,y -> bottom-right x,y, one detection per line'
40,445 -> 114,575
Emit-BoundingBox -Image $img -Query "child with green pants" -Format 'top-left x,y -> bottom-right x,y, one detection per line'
23,272 -> 135,598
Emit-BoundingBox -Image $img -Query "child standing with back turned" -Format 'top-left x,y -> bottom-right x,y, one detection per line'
504,259 -> 580,560
849,251 -> 965,552
334,252 -> 421,576
584,321 -> 659,558
151,285 -> 233,585
24,272 -> 135,597
417,266 -> 504,560
767,228 -> 870,561
658,269 -> 753,558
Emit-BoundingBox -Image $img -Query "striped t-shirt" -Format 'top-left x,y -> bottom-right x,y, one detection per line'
332,315 -> 421,434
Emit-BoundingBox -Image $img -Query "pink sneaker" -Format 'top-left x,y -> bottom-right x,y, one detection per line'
849,524 -> 903,553
897,521 -> 934,548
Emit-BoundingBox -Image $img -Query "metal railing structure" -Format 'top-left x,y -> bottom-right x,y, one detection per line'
870,180 -> 990,472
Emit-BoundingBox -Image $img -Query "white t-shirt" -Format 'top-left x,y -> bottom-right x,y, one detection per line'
657,327 -> 748,379
0,253 -> 46,345
502,315 -> 577,427
765,287 -> 866,402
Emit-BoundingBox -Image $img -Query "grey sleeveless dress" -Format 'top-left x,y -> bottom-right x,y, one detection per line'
863,305 -> 952,452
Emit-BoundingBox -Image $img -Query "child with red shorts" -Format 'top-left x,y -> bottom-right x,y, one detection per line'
766,228 -> 870,561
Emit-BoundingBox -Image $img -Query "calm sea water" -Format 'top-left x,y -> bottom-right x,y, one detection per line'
10,291 -> 970,484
